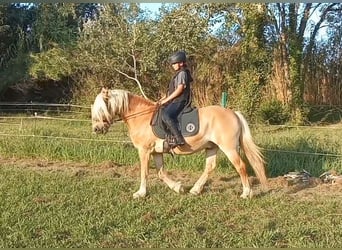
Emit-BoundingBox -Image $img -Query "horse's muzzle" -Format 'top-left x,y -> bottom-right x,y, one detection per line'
92,122 -> 109,134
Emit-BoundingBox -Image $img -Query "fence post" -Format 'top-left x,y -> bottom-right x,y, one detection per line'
221,92 -> 228,108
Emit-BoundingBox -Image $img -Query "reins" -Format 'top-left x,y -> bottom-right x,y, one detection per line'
118,107 -> 156,121
108,102 -> 158,123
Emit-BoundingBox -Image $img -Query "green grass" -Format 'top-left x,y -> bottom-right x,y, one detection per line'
0,165 -> 340,248
253,125 -> 342,176
0,117 -> 219,174
0,114 -> 341,247
1,116 -> 341,176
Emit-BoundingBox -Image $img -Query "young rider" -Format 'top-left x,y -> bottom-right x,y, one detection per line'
158,51 -> 193,147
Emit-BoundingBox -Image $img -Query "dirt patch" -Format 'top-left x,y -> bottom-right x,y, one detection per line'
0,157 -> 341,199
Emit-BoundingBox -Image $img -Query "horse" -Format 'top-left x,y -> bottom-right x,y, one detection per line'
91,88 -> 267,199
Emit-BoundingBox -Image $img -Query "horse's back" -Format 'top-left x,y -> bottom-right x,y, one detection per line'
198,105 -> 239,125
197,105 -> 241,143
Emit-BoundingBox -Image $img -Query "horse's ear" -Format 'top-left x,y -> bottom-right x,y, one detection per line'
101,87 -> 110,100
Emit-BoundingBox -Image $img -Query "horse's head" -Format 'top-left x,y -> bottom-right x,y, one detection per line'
91,88 -> 129,134
91,87 -> 113,134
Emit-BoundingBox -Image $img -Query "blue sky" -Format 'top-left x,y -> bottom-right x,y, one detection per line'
139,3 -> 327,40
140,3 -> 162,15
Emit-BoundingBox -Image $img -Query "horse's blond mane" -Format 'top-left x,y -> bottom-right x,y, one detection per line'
92,89 -> 155,123
108,89 -> 130,116
91,93 -> 112,123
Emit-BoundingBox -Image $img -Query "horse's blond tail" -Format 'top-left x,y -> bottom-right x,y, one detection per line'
235,111 -> 268,189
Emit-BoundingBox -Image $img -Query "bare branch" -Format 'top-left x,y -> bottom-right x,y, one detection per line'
307,3 -> 338,56
113,67 -> 149,100
298,3 -> 312,38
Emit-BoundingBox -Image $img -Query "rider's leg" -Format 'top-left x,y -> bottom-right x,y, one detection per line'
162,102 -> 186,146
165,118 -> 185,145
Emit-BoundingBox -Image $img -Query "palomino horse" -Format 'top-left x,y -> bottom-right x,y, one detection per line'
91,88 -> 267,198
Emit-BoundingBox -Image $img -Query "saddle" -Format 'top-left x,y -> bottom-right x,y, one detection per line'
150,105 -> 199,150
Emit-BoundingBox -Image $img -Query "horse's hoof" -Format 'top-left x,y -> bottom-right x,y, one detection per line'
173,182 -> 184,194
240,194 -> 248,199
133,191 -> 146,199
240,190 -> 253,199
189,188 -> 201,195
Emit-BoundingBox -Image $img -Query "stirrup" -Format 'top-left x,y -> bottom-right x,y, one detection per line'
163,137 -> 176,149
176,138 -> 185,146
165,134 -> 185,149
174,136 -> 185,146
162,140 -> 175,157
168,141 -> 178,148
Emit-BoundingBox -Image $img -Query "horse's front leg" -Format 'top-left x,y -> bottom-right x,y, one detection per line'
133,148 -> 150,199
153,153 -> 184,194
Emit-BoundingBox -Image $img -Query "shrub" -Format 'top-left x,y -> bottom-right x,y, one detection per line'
258,99 -> 290,125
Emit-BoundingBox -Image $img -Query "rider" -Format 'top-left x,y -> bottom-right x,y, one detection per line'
158,51 -> 193,146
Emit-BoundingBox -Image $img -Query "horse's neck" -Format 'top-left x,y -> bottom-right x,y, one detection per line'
122,94 -> 155,139
124,94 -> 155,119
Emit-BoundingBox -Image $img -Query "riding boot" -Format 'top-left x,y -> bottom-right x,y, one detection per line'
167,120 -> 185,146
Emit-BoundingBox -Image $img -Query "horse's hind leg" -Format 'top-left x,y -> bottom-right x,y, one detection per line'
190,147 -> 218,195
221,147 -> 252,198
153,153 -> 184,194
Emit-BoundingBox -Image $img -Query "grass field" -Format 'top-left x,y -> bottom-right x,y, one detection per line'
0,115 -> 341,247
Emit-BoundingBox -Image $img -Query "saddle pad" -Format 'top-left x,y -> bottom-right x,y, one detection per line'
151,108 -> 199,139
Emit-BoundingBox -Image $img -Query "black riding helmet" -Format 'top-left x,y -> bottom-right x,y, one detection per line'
169,51 -> 186,64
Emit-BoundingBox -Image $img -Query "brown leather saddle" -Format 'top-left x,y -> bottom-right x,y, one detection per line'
150,106 -> 199,141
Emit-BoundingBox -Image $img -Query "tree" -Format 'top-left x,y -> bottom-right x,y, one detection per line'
2,2 -> 342,117
304,11 -> 342,106
267,3 -> 342,123
0,3 -> 36,93
74,3 -> 213,100
75,3 -> 152,99
195,3 -> 271,117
